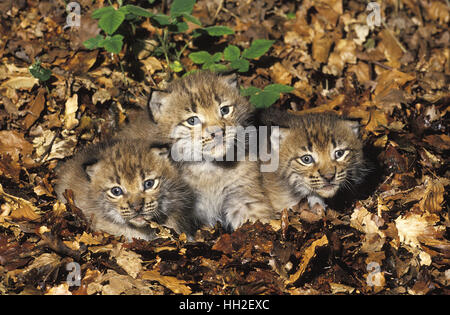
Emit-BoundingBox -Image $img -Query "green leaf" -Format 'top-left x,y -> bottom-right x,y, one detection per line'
242,39 -> 274,60
201,26 -> 234,36
224,45 -> 240,61
189,51 -> 211,64
83,35 -> 104,50
98,8 -> 125,35
240,86 -> 261,97
92,6 -> 115,19
151,14 -> 171,26
169,61 -> 184,73
264,84 -> 294,94
211,52 -> 223,62
169,20 -> 189,33
120,5 -> 154,17
100,34 -> 124,54
230,59 -> 249,72
29,60 -> 52,82
182,13 -> 202,25
249,91 -> 280,108
170,0 -> 196,17
206,63 -> 229,72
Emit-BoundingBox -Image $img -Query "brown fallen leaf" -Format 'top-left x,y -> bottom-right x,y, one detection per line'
141,270 -> 192,295
286,234 -> 328,284
21,87 -> 46,130
0,184 -> 40,221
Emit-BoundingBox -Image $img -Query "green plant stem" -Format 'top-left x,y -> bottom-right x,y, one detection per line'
156,29 -> 171,74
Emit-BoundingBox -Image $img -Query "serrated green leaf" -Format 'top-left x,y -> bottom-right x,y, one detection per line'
230,59 -> 249,72
240,86 -> 261,97
264,84 -> 294,94
83,35 -> 104,50
170,0 -> 196,17
202,26 -> 234,36
250,90 -> 280,108
120,5 -> 154,17
224,45 -> 240,61
189,51 -> 211,64
98,9 -> 125,35
242,39 -> 274,60
92,6 -> 115,19
100,34 -> 124,54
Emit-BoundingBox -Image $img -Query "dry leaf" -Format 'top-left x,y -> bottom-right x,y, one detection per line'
64,94 -> 79,130
141,270 -> 192,294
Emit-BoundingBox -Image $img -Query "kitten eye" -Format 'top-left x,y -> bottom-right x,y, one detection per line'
220,105 -> 233,117
143,179 -> 159,190
186,116 -> 201,126
110,187 -> 123,196
299,154 -> 314,165
334,149 -> 347,160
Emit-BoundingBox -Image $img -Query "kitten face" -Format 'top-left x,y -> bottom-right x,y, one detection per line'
274,113 -> 364,199
85,143 -> 175,228
149,72 -> 253,160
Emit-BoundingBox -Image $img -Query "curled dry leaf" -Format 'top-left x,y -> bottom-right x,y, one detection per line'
0,184 -> 40,221
64,94 -> 79,130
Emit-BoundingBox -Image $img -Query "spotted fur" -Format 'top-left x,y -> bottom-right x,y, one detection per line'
146,71 -> 275,231
260,108 -> 366,212
55,140 -> 198,241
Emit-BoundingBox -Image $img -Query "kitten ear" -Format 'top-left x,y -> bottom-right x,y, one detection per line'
270,126 -> 289,149
345,120 -> 360,136
221,73 -> 238,89
148,90 -> 169,121
82,159 -> 100,181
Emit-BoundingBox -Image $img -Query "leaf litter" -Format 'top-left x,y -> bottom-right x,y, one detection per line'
0,0 -> 448,295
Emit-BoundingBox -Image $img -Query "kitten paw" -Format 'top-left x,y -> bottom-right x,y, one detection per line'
306,195 -> 327,217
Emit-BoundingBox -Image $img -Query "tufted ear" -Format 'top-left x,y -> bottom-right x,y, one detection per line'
344,119 -> 360,137
148,90 -> 169,121
82,159 -> 100,181
221,73 -> 238,89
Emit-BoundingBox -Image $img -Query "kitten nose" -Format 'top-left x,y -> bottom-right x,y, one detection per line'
320,171 -> 335,182
129,200 -> 144,213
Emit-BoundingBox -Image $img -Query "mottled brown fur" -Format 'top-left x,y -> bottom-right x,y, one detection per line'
260,108 -> 366,212
55,140 -> 198,241
146,71 -> 275,230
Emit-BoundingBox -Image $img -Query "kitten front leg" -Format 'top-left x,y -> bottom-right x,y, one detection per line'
224,197 -> 274,231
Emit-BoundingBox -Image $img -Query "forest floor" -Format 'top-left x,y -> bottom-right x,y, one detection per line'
0,0 -> 448,295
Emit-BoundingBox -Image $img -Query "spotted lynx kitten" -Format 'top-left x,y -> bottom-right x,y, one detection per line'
260,108 -> 366,212
55,140 -> 198,241
147,71 -> 275,231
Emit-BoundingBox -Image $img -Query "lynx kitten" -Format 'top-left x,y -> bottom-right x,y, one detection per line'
147,71 -> 275,231
260,108 -> 366,212
55,140 -> 198,241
